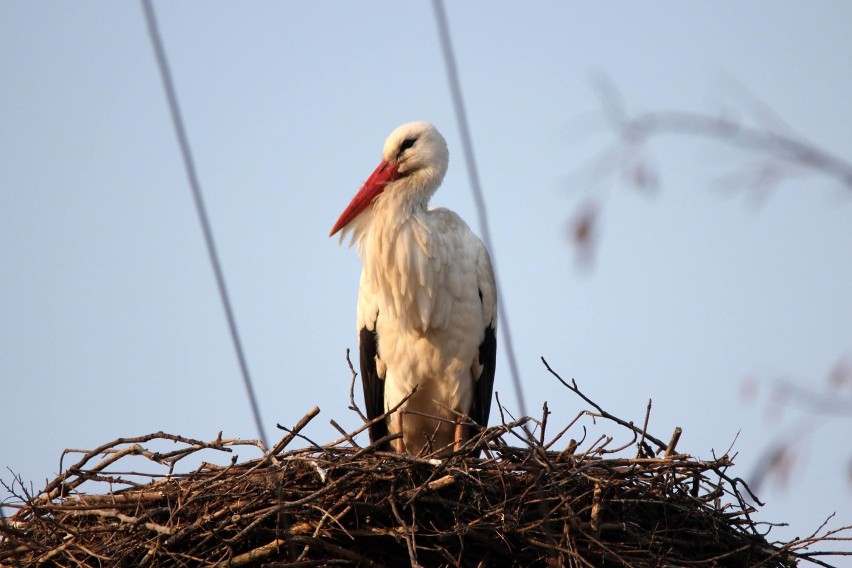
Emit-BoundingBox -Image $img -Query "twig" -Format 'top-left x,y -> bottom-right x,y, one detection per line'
346,348 -> 369,423
541,357 -> 668,451
664,427 -> 683,459
635,399 -> 652,458
272,407 -> 321,455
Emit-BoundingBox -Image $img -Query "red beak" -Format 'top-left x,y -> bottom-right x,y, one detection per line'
329,160 -> 400,236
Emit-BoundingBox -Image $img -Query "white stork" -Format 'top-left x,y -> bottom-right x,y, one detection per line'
329,121 -> 497,455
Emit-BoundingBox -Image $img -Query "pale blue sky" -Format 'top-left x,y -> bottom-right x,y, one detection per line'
2,2 -> 851,552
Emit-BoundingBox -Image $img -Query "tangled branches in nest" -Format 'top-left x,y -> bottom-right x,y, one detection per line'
2,358 -> 850,566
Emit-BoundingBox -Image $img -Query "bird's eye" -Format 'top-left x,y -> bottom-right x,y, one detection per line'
399,138 -> 417,154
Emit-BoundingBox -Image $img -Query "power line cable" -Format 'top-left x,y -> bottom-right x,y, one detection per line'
141,0 -> 268,448
431,0 -> 529,420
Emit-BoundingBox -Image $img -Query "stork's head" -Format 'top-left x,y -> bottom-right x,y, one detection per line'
329,121 -> 449,237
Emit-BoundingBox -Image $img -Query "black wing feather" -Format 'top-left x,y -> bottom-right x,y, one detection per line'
470,323 -> 497,430
359,326 -> 389,448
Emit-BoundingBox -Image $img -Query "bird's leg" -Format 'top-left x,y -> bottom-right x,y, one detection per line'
392,411 -> 405,453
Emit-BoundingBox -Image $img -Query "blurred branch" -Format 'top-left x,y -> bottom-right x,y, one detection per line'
767,378 -> 852,417
745,355 -> 852,493
590,75 -> 852,190
566,76 -> 852,267
607,110 -> 852,187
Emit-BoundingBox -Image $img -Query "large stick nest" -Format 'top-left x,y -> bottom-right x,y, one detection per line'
2,359 -> 849,567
